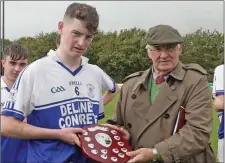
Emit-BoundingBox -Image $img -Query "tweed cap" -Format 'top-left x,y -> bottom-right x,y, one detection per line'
145,24 -> 183,45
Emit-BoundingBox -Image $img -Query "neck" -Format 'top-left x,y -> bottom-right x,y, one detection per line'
153,67 -> 171,76
56,48 -> 82,71
2,76 -> 14,89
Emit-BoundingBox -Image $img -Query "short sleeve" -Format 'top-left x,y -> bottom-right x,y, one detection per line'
99,68 -> 116,93
1,66 -> 34,121
213,66 -> 224,96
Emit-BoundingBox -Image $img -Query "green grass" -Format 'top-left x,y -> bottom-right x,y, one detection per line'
99,93 -> 219,158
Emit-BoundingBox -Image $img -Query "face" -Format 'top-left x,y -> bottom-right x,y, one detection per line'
58,18 -> 94,58
2,56 -> 28,82
146,44 -> 182,72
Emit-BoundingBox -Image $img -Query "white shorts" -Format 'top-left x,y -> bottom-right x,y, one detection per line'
218,138 -> 224,163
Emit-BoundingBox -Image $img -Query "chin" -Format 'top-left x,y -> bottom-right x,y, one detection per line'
158,65 -> 173,71
69,52 -> 83,58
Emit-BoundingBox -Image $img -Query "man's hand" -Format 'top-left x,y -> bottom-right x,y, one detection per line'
126,148 -> 153,163
102,124 -> 130,140
58,128 -> 86,146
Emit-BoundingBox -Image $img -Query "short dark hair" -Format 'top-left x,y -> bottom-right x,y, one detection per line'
3,43 -> 29,61
64,2 -> 99,34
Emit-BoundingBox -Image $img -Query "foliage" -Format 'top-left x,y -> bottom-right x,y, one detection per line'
3,28 -> 223,82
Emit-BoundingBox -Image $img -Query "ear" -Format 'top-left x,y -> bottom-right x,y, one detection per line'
2,59 -> 6,69
178,43 -> 183,56
58,21 -> 64,35
147,49 -> 152,59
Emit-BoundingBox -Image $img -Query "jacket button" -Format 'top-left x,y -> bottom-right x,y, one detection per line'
164,113 -> 170,119
171,85 -> 176,91
131,94 -> 136,99
127,123 -> 132,128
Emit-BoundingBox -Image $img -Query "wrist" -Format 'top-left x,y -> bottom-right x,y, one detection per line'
152,148 -> 163,163
49,129 -> 62,140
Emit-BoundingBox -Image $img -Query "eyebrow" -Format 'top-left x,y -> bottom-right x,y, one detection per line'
9,60 -> 27,64
72,30 -> 93,37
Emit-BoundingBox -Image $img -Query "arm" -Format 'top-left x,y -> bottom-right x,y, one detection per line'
1,66 -> 84,145
154,76 -> 213,162
214,95 -> 224,111
103,84 -> 120,105
1,115 -> 60,139
107,85 -> 125,126
98,66 -> 119,105
1,115 -> 84,145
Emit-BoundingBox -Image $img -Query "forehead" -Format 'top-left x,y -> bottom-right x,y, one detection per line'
4,56 -> 28,63
64,18 -> 89,35
146,43 -> 178,49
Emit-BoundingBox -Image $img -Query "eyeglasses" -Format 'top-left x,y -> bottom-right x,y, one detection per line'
146,44 -> 178,54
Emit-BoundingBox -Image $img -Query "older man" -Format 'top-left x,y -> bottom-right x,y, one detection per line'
107,24 -> 216,163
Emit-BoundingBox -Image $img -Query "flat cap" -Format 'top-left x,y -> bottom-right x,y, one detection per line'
145,24 -> 183,45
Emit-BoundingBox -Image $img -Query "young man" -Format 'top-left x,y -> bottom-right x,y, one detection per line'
212,64 -> 224,163
1,3 -> 118,163
1,43 -> 29,163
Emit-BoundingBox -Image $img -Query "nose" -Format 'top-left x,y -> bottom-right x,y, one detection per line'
14,65 -> 22,72
77,37 -> 86,47
160,50 -> 169,58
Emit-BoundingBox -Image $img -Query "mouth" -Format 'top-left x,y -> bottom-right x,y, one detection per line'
73,47 -> 84,51
160,61 -> 170,63
12,74 -> 19,77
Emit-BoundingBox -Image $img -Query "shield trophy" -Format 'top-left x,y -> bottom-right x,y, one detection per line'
78,124 -> 132,163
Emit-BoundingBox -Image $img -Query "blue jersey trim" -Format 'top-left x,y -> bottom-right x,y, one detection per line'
98,113 -> 105,120
56,61 -> 83,76
110,80 -> 116,93
216,90 -> 224,95
218,113 -> 224,139
5,87 -> 10,93
1,109 -> 25,121
218,112 -> 223,117
35,97 -> 99,109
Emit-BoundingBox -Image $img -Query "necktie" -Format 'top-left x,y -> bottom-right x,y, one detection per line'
155,76 -> 165,85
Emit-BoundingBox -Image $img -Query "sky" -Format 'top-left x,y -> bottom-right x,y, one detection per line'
2,1 -> 224,40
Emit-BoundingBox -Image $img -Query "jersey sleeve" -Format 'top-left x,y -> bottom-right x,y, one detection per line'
212,69 -> 216,99
1,66 -> 34,121
214,66 -> 224,96
99,68 -> 116,93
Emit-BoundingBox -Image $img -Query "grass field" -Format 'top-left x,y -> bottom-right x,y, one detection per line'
99,93 -> 220,159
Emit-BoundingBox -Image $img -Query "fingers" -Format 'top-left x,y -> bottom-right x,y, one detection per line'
126,149 -> 142,163
127,155 -> 141,163
72,128 -> 86,134
102,124 -> 119,130
126,149 -> 140,157
102,124 -> 130,140
73,135 -> 81,147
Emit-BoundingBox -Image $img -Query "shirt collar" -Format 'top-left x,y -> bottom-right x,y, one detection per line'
152,67 -> 169,81
1,76 -> 8,89
47,50 -> 89,65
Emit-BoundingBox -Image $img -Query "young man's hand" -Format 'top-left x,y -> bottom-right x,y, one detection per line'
102,124 -> 130,140
58,128 -> 86,146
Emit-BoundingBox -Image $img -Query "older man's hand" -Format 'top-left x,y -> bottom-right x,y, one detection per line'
126,148 -> 153,163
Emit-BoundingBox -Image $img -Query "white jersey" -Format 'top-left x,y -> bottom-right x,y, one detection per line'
212,64 -> 224,97
1,77 -> 28,163
1,77 -> 10,110
1,50 -> 116,162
